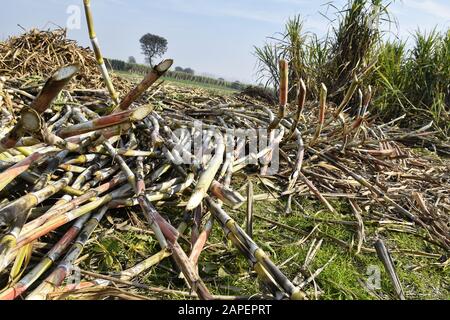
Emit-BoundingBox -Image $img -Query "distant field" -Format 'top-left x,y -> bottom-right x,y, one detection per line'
114,70 -> 240,95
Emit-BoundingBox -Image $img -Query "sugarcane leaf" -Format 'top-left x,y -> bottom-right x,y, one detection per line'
8,242 -> 33,286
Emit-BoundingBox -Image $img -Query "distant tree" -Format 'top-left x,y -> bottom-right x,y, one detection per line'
184,68 -> 195,75
218,78 -> 225,81
175,66 -> 184,72
139,33 -> 168,66
128,56 -> 136,64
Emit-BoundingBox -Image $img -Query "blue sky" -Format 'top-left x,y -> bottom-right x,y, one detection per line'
1,0 -> 449,83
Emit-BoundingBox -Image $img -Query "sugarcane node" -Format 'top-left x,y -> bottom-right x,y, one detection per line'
21,108 -> 43,133
290,288 -> 307,300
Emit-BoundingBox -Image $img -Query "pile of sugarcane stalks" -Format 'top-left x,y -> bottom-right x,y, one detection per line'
0,28 -> 131,93
0,25 -> 449,300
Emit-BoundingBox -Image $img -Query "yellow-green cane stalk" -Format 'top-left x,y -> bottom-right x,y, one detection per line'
0,172 -> 73,236
83,0 -> 120,106
186,134 -> 225,211
206,197 -> 306,300
333,75 -> 359,118
26,206 -> 108,300
103,141 -> 137,194
0,215 -> 90,300
286,78 -> 306,141
0,173 -> 74,272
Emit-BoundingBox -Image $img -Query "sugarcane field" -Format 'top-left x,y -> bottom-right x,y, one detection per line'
0,0 -> 449,304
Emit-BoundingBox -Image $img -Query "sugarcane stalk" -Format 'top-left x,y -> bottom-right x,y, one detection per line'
139,199 -> 212,299
285,125 -> 305,192
349,199 -> 364,254
15,182 -> 130,251
82,0 -> 120,106
71,159 -> 109,190
57,104 -> 153,138
189,215 -> 214,265
136,157 -> 168,248
333,75 -> 359,118
32,150 -> 70,191
112,60 -> 173,113
103,141 -> 137,193
246,181 -> 254,238
286,78 -> 306,141
374,239 -> 405,300
0,215 -> 90,300
0,172 -> 73,236
26,206 -> 108,300
206,197 -> 306,300
0,65 -> 79,151
0,146 -> 58,192
186,134 -> 225,211
298,172 -> 336,213
209,181 -> 245,209
219,213 -> 286,298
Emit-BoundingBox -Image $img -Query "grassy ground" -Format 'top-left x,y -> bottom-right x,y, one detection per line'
80,173 -> 449,300
115,70 -> 239,95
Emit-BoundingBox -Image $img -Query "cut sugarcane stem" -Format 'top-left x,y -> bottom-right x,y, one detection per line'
333,75 -> 359,118
113,59 -> 173,113
0,65 -> 79,151
30,64 -> 80,114
286,78 -> 306,140
246,180 -> 254,238
186,135 -> 225,211
374,239 -> 406,300
268,59 -> 288,130
206,197 -> 306,300
57,104 -> 153,138
83,0 -> 120,105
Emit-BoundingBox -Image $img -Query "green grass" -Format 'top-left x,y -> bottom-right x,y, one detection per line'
114,70 -> 239,95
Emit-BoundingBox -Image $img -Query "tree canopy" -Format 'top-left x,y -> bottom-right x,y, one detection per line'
139,33 -> 168,66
